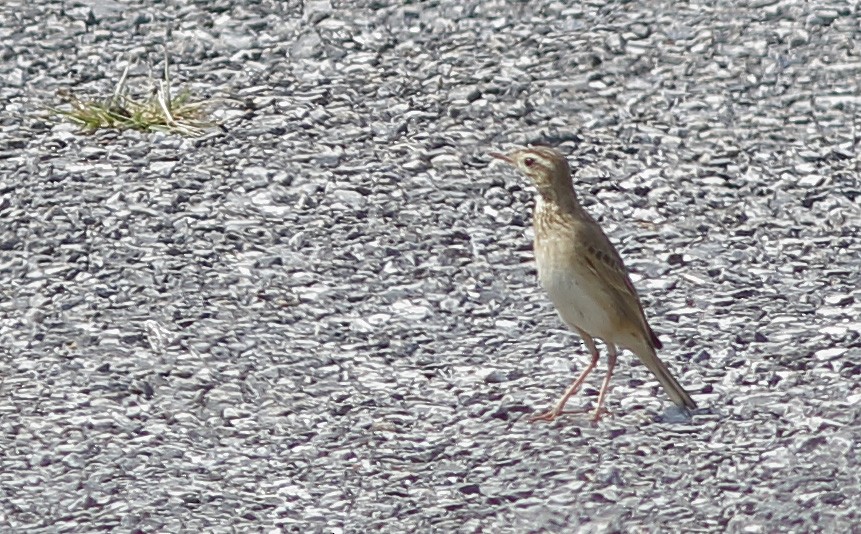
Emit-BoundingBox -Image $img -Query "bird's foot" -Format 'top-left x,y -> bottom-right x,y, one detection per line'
529,407 -> 593,423
529,410 -> 560,423
591,406 -> 613,422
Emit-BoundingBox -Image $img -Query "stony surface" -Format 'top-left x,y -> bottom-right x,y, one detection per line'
1,0 -> 860,531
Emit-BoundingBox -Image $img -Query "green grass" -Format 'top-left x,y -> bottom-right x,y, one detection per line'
54,51 -> 216,137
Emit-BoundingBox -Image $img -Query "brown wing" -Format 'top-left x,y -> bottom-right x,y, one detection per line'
577,218 -> 663,350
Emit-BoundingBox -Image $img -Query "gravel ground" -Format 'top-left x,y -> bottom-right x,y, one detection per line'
2,0 -> 860,532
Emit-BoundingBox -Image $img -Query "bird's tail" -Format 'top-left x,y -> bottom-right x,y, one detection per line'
630,341 -> 697,410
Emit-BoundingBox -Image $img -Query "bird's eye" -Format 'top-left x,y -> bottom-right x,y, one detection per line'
524,157 -> 535,167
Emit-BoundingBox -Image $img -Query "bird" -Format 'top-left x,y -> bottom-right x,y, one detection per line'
490,146 -> 697,422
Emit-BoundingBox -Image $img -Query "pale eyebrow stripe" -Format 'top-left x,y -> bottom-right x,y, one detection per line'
528,147 -> 560,162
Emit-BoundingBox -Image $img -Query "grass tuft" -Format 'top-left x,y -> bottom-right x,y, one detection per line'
53,48 -> 216,137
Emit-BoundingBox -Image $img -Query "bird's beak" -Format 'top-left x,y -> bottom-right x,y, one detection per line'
489,152 -> 513,164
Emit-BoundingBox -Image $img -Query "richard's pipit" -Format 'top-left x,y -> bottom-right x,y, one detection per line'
491,146 -> 697,422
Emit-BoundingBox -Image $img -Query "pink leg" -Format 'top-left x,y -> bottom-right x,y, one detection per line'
592,344 -> 618,421
531,331 -> 600,422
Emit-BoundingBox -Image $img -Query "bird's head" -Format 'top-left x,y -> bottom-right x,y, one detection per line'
490,146 -> 575,201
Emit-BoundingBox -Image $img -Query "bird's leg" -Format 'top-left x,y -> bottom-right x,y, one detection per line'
531,332 -> 600,422
592,344 -> 618,421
